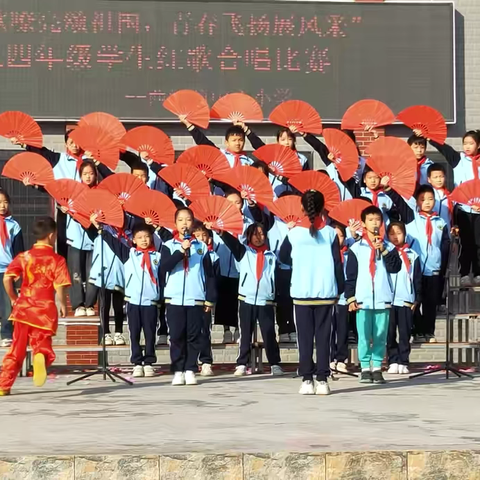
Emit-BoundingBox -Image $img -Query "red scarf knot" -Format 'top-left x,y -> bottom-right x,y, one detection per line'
396,244 -> 411,274
369,188 -> 383,208
0,216 -> 9,248
416,156 -> 427,181
418,211 -> 437,245
136,246 -> 157,285
340,245 -> 348,264
362,234 -> 378,281
248,243 -> 268,282
226,149 -> 247,168
432,186 -> 453,221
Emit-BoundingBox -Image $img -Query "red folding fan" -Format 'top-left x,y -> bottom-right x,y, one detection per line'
78,112 -> 126,144
288,171 -> 340,212
74,189 -> 124,228
322,129 -> 359,182
69,126 -> 119,171
44,179 -> 90,228
163,90 -> 210,129
329,199 -> 372,227
396,105 -> 447,145
253,144 -> 302,178
190,196 -> 244,235
176,145 -> 231,179
341,99 -> 395,130
2,152 -> 54,186
0,111 -> 43,148
221,166 -> 274,204
124,188 -> 177,230
122,126 -> 174,166
267,196 -> 305,225
366,137 -> 417,198
269,100 -> 323,135
97,173 -> 148,207
449,180 -> 480,209
159,163 -> 211,200
210,93 -> 263,122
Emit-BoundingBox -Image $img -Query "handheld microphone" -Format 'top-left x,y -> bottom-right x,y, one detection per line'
373,227 -> 381,260
183,228 -> 191,258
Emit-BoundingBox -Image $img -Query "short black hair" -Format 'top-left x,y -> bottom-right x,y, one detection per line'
276,127 -> 296,145
407,134 -> 427,147
251,159 -> 269,176
361,205 -> 383,223
64,129 -> 74,143
278,190 -> 299,199
130,160 -> 149,175
33,216 -> 57,240
192,219 -> 210,236
363,166 -> 378,178
224,187 -> 242,199
225,126 -> 246,141
245,222 -> 267,244
387,220 -> 406,237
414,184 -> 435,199
0,188 -> 11,203
427,162 -> 446,177
132,221 -> 154,238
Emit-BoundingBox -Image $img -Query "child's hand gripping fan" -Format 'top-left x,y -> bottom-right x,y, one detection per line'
163,90 -> 210,129
159,163 -> 211,201
396,105 -> 447,145
176,145 -> 231,180
0,111 -> 43,148
449,180 -> 480,213
190,196 -> 244,235
322,128 -> 359,182
210,93 -> 263,123
97,173 -> 148,209
2,152 -> 54,186
253,144 -> 302,179
268,100 -> 323,135
341,99 -> 395,133
265,196 -> 306,229
121,126 -> 175,165
74,189 -> 124,228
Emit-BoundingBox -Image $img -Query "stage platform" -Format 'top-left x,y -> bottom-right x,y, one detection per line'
0,371 -> 479,479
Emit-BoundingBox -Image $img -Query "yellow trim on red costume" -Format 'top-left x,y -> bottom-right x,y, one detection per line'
10,318 -> 54,333
33,243 -> 54,249
54,282 -> 72,288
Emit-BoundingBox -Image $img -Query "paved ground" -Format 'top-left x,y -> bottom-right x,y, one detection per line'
0,370 -> 479,455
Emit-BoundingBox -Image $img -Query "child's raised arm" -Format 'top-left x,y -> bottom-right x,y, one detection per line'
429,140 -> 461,169
234,121 -> 265,150
219,231 -> 246,262
179,115 -> 216,148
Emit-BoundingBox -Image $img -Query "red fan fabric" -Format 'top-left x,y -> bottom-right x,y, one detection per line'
176,145 -> 231,179
124,189 -> 177,230
449,180 -> 480,209
268,100 -> 323,135
341,99 -> 395,130
322,128 -> 359,182
74,189 -> 124,228
78,112 -> 126,143
190,196 -> 244,235
366,137 -> 417,198
2,152 -> 53,186
97,173 -> 148,207
329,199 -> 373,227
396,105 -> 447,145
159,163 -> 211,200
267,196 -> 306,225
69,125 -> 119,170
210,93 -> 263,122
220,166 -> 274,204
253,144 -> 302,178
288,171 -> 340,211
0,111 -> 43,148
122,126 -> 175,166
163,90 -> 210,129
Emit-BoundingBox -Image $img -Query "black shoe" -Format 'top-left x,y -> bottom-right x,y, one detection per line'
359,371 -> 373,383
372,370 -> 386,384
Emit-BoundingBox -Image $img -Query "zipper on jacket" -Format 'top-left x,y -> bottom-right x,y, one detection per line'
241,273 -> 248,287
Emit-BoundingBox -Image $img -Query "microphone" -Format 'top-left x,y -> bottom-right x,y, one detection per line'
183,228 -> 191,258
373,227 -> 381,260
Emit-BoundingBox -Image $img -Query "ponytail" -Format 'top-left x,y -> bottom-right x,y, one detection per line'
301,190 -> 325,238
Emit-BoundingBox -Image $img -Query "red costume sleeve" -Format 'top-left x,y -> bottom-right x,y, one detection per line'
54,257 -> 71,289
4,253 -> 24,280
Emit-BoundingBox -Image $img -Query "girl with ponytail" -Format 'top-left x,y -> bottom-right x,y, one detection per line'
279,190 -> 344,396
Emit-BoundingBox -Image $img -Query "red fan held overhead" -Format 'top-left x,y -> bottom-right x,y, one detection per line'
269,100 -> 323,135
366,137 -> 417,198
210,93 -> 263,122
97,173 -> 147,207
396,105 -> 447,145
288,171 -> 340,212
124,188 -> 177,230
341,99 -> 395,130
176,145 -> 231,180
78,112 -> 126,144
253,144 -> 302,178
163,90 -> 210,129
2,152 -> 53,186
159,163 -> 210,201
74,189 -> 124,228
322,129 -> 359,182
122,126 -> 175,165
0,111 -> 43,148
69,125 -> 119,171
329,199 -> 372,227
221,166 -> 274,205
267,196 -> 305,225
190,196 -> 244,235
450,180 -> 480,209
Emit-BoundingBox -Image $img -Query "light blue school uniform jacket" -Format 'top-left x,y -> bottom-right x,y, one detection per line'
53,153 -> 82,181
337,238 -> 356,306
417,157 -> 434,186
0,216 -> 23,274
66,215 -> 94,251
267,217 -> 290,270
390,247 -> 422,308
432,187 -> 452,231
279,225 -> 344,304
345,240 -> 402,310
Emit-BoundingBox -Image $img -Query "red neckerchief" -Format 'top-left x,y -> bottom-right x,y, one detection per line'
248,243 -> 268,282
470,154 -> 480,180
0,216 -> 9,248
362,234 -> 377,281
418,211 -> 437,245
340,245 -> 348,264
432,185 -> 453,221
173,230 -> 190,272
115,227 -> 131,246
369,188 -> 382,207
136,246 -> 157,285
416,156 -> 427,181
313,215 -> 327,230
207,241 -> 214,251
67,149 -> 84,172
226,149 -> 246,168
396,244 -> 411,273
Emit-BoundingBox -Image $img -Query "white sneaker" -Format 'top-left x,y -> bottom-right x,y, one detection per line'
143,365 -> 155,377
474,276 -> 480,286
223,330 -> 233,344
185,370 -> 198,385
114,333 -> 126,345
234,329 -> 240,344
172,372 -> 185,386
461,275 -> 471,287
398,365 -> 410,374
200,363 -> 214,376
0,339 -> 12,348
336,362 -> 348,373
387,363 -> 399,374
315,380 -> 331,395
85,307 -> 96,317
289,332 -> 297,343
104,334 -> 114,346
279,333 -> 290,343
133,365 -> 144,377
427,334 -> 437,343
329,361 -> 337,371
271,365 -> 284,376
299,380 -> 315,395
156,334 -> 168,345
74,306 -> 87,317
234,365 -> 246,376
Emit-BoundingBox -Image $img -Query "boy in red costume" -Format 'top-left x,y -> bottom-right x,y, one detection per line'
0,217 -> 71,395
